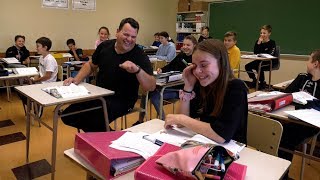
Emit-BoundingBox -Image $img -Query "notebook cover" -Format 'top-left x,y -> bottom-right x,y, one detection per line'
134,143 -> 181,180
224,162 -> 247,180
74,131 -> 141,179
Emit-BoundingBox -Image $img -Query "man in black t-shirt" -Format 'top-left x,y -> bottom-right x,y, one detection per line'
62,18 -> 156,132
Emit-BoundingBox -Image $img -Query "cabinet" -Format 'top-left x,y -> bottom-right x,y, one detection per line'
176,11 -> 207,50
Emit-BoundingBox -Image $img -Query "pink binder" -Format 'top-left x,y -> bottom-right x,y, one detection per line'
74,131 -> 141,179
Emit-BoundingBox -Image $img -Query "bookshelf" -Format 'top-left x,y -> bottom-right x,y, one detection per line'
176,11 -> 207,49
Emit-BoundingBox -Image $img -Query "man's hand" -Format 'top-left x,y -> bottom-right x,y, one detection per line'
119,61 -> 139,74
64,77 -> 77,86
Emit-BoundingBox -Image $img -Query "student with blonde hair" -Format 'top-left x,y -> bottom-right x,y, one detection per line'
224,31 -> 240,77
245,25 -> 277,89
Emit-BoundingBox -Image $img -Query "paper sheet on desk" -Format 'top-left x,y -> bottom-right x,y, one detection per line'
292,91 -> 317,105
110,132 -> 160,159
285,109 -> 320,128
151,126 -> 196,146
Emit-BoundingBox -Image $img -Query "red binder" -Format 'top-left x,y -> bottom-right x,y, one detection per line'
134,143 -> 181,180
248,93 -> 293,112
74,131 -> 141,179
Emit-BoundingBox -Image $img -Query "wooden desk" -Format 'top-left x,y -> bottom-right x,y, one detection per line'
64,119 -> 291,180
15,82 -> 114,180
156,80 -> 184,119
241,55 -> 277,91
272,79 -> 294,91
0,70 -> 38,101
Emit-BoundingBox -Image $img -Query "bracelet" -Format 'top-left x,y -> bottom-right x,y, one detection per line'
134,65 -> 141,74
179,90 -> 196,102
183,89 -> 193,93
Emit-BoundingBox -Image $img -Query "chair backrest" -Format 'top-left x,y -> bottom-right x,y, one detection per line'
57,65 -> 63,81
273,46 -> 280,70
247,112 -> 283,156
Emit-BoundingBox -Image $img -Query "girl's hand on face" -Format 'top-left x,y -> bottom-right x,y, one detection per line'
182,64 -> 197,91
157,68 -> 162,73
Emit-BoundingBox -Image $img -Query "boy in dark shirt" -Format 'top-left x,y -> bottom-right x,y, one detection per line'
245,25 -> 277,89
151,32 -> 161,47
6,35 -> 30,67
279,49 -> 320,179
66,39 -> 88,61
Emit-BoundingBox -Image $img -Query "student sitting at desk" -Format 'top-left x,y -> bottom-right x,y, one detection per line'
224,31 -> 241,77
151,32 -> 161,47
149,31 -> 176,62
31,37 -> 58,83
279,49 -> 320,177
5,35 -> 30,68
95,26 -> 110,49
19,37 -> 58,116
165,39 -> 248,144
62,18 -> 156,132
138,35 -> 198,122
245,25 -> 277,89
198,26 -> 212,43
66,39 -> 89,61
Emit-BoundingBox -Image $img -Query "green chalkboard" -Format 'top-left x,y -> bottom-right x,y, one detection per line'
209,0 -> 320,55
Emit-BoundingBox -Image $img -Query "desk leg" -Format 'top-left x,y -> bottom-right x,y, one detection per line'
98,97 -> 110,132
52,104 -> 63,180
26,98 -> 31,163
5,80 -> 11,102
268,60 -> 272,91
159,87 -> 166,120
145,92 -> 149,121
256,61 -> 263,90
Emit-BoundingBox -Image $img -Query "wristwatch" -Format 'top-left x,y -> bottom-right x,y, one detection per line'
134,65 -> 141,74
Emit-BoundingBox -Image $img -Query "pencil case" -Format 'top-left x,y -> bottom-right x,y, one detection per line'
156,144 -> 247,180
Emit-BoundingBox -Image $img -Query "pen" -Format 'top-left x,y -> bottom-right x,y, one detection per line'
220,156 -> 225,172
214,153 -> 220,168
142,135 -> 163,146
181,59 -> 188,66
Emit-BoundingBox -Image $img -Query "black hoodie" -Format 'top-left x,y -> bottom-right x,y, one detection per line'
284,73 -> 320,99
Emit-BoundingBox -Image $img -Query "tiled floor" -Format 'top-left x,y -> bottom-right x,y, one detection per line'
0,90 -> 319,179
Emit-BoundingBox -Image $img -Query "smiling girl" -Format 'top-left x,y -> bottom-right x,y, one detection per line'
165,39 -> 248,144
95,26 -> 110,49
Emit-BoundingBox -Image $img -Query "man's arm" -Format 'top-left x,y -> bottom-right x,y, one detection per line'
136,67 -> 156,91
64,60 -> 98,85
119,61 -> 156,91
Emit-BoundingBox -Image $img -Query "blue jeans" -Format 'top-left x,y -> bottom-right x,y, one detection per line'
139,89 -> 179,121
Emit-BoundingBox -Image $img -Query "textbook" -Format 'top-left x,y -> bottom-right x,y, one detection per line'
110,126 -> 245,158
155,71 -> 183,84
13,67 -> 38,75
1,57 -> 20,64
292,91 -> 317,105
42,83 -> 90,98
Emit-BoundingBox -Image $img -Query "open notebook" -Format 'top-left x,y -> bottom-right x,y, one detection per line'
110,126 -> 245,159
42,83 -> 90,98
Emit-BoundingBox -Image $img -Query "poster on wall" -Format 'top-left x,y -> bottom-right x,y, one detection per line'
42,0 -> 69,9
72,0 -> 96,11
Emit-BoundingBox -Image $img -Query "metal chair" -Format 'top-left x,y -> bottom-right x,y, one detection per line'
247,112 -> 283,156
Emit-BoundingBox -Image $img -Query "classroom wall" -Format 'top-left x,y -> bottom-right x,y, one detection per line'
0,0 -> 178,52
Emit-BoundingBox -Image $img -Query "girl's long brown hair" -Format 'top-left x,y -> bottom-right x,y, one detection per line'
194,39 -> 234,117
